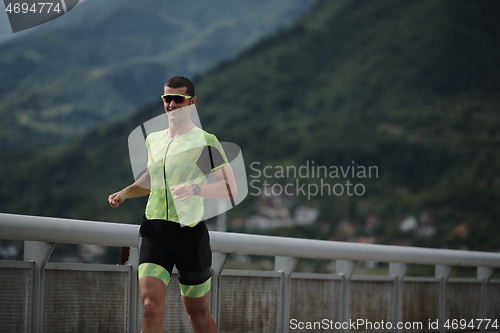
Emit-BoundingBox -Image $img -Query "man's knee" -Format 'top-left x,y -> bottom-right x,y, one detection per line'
142,296 -> 164,320
185,302 -> 211,323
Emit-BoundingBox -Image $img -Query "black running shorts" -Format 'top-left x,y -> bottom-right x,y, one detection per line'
138,217 -> 212,286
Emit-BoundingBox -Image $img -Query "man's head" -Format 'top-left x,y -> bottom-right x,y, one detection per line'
162,76 -> 197,125
164,76 -> 195,97
162,76 -> 197,112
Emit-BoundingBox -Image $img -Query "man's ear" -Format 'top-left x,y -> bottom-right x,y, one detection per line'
190,96 -> 197,105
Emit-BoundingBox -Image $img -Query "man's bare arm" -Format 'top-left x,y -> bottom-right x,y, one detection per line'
108,172 -> 151,208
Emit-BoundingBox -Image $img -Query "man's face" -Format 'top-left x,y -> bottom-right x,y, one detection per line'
163,86 -> 196,124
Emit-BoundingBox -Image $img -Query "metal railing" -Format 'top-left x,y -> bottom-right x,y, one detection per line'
1,213 -> 499,333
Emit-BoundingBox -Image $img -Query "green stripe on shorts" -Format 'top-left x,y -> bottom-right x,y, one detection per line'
180,277 -> 212,298
138,263 -> 170,287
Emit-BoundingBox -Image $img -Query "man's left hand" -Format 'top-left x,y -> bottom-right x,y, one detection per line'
170,184 -> 195,201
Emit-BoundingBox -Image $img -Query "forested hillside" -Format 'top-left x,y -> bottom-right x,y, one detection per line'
1,0 -> 499,251
196,0 -> 500,250
0,0 -> 316,151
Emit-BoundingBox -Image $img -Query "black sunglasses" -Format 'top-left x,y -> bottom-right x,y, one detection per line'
160,94 -> 193,104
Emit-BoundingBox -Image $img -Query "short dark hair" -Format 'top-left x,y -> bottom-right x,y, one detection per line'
164,76 -> 195,96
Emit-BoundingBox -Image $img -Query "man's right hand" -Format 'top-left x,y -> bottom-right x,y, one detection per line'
108,191 -> 125,209
108,180 -> 151,209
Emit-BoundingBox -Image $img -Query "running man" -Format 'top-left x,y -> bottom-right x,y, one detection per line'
108,76 -> 237,333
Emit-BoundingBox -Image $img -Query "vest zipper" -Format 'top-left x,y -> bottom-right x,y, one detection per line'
163,138 -> 173,220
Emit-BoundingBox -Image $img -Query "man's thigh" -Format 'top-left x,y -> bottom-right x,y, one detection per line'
181,292 -> 210,314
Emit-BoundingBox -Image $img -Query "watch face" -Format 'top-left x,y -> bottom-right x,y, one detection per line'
194,184 -> 201,195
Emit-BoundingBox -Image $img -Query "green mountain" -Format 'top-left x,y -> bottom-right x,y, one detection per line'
195,0 -> 500,250
0,0 -> 317,151
1,0 -> 499,251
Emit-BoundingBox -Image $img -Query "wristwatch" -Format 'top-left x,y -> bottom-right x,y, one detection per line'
193,184 -> 201,196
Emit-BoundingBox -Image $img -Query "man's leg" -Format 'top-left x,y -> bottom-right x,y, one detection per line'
175,221 -> 215,332
139,276 -> 167,333
182,292 -> 216,333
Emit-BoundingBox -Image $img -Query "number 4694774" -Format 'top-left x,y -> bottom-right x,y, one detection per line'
5,2 -> 62,14
444,319 -> 498,330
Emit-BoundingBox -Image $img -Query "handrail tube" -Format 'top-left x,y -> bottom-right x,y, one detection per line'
0,213 -> 138,247
1,213 -> 500,268
209,232 -> 500,267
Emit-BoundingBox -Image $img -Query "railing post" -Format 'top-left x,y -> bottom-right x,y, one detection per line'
435,265 -> 452,333
337,260 -> 357,333
477,266 -> 493,333
275,256 -> 299,333
211,252 -> 228,332
389,263 -> 408,333
124,247 -> 139,333
24,241 -> 56,333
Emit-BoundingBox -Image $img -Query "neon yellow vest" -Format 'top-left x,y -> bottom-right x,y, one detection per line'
145,127 -> 228,226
